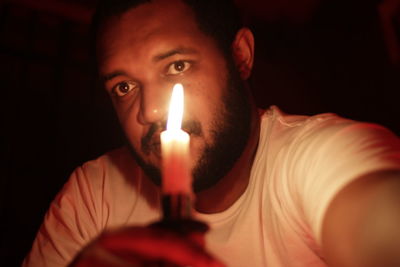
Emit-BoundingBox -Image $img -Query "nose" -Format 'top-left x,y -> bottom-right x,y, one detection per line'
137,83 -> 170,125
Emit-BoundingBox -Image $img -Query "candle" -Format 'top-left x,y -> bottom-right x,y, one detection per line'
160,84 -> 191,195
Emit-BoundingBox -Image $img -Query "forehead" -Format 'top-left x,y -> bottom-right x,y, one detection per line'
97,0 -> 212,67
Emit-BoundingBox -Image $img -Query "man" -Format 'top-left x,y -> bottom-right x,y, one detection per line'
23,0 -> 400,266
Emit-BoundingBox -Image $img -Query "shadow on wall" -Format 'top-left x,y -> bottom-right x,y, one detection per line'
248,0 -> 399,135
1,2 -> 124,266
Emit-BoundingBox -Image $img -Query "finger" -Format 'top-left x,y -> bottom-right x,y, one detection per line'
151,219 -> 208,247
100,229 -> 225,267
73,245 -> 141,267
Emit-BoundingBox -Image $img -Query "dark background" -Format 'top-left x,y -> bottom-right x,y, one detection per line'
1,0 -> 399,266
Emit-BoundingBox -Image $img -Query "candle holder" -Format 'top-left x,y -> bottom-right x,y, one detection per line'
161,194 -> 191,220
152,193 -> 208,236
150,84 -> 209,266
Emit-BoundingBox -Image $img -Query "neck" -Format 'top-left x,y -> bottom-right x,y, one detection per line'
194,105 -> 260,214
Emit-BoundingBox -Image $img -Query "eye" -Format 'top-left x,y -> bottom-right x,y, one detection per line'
112,81 -> 138,97
166,61 -> 191,75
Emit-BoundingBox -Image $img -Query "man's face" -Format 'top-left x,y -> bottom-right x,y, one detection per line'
97,0 -> 251,191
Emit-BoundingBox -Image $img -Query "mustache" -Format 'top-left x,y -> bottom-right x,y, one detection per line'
141,120 -> 203,154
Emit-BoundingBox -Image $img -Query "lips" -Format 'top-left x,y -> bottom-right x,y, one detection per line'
188,122 -> 205,138
141,120 -> 202,157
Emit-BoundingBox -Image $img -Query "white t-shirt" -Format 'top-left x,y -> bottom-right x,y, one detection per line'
23,106 -> 400,267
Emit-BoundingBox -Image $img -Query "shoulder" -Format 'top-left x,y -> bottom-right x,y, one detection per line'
258,106 -> 351,154
257,106 -> 400,175
260,105 -> 352,135
259,105 -> 398,147
62,146 -> 143,197
80,146 -> 135,173
79,146 -> 138,179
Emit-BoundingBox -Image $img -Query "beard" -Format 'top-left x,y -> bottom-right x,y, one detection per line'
126,60 -> 252,193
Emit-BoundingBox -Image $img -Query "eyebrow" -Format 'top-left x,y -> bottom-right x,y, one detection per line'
152,47 -> 198,62
101,70 -> 127,83
101,47 -> 198,82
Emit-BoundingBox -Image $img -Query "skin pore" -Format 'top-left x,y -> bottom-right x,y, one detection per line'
96,0 -> 260,213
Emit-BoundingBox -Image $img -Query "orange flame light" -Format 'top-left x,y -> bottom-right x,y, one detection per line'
160,84 -> 191,195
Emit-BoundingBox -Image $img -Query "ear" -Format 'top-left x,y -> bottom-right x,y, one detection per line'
232,27 -> 255,80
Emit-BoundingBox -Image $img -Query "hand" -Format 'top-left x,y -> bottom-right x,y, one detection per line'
69,221 -> 225,267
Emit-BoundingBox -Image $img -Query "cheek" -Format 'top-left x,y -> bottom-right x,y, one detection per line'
185,91 -> 222,162
186,80 -> 225,130
185,72 -> 224,106
113,97 -> 143,147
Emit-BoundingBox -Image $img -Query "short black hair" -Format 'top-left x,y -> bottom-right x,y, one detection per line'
91,0 -> 243,57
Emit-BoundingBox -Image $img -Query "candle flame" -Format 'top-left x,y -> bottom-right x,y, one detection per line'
166,83 -> 184,131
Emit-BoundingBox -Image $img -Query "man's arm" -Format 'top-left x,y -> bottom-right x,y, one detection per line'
322,169 -> 400,267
